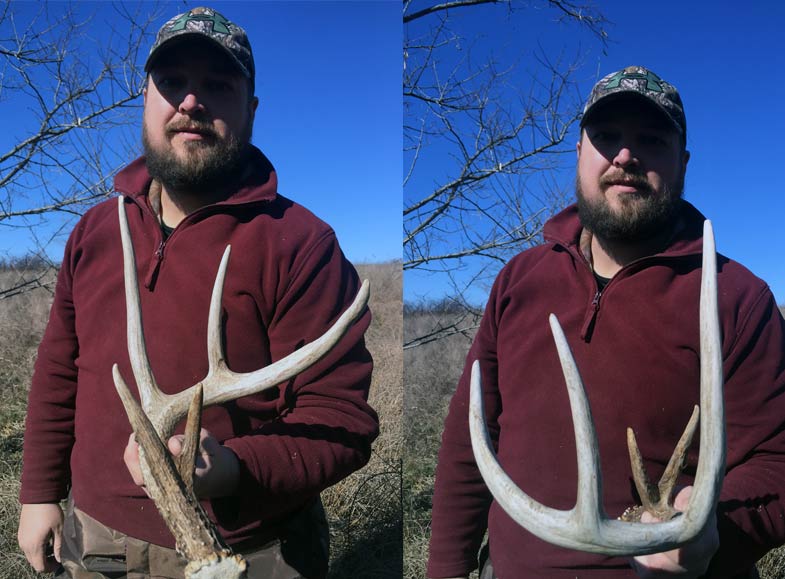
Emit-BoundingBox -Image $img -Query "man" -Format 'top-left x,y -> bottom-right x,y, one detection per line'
17,7 -> 378,578
427,66 -> 785,577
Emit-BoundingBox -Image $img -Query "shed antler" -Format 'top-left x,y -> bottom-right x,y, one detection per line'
112,197 -> 370,577
469,220 -> 725,556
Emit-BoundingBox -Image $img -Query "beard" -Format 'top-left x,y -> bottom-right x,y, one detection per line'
142,118 -> 252,195
576,170 -> 685,243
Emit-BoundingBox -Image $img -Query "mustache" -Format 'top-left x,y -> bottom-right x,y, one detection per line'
166,121 -> 217,138
600,172 -> 652,192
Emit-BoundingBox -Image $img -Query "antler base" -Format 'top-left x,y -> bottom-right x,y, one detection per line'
185,552 -> 248,579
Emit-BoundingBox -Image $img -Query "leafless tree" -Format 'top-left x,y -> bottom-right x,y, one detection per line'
0,1 -> 161,283
403,0 -> 609,347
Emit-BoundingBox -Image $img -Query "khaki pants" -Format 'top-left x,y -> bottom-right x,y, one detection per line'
54,498 -> 329,579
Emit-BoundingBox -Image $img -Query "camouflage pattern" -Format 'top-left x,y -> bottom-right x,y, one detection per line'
581,65 -> 686,136
145,6 -> 254,83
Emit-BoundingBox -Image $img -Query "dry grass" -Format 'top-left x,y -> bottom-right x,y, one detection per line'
0,267 -> 57,578
324,261 -> 403,578
403,309 -> 476,579
0,261 -> 402,579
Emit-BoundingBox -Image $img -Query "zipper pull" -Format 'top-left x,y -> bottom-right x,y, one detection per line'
144,239 -> 166,289
592,289 -> 602,311
581,289 -> 602,341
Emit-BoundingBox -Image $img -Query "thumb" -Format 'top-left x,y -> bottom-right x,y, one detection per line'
168,434 -> 184,457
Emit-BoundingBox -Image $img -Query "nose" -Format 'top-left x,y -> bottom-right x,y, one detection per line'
178,92 -> 204,115
612,144 -> 638,168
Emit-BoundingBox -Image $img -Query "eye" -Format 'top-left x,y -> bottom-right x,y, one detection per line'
156,75 -> 184,91
640,134 -> 668,147
206,79 -> 234,93
589,129 -> 619,144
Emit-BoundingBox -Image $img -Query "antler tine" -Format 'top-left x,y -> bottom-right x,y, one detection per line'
548,315 -> 604,528
626,427 -> 657,516
469,219 -> 725,556
685,220 -> 725,529
174,384 -> 204,496
206,246 -> 231,373
659,406 -> 699,501
154,277 -> 371,438
118,198 -> 166,413
200,278 -> 371,408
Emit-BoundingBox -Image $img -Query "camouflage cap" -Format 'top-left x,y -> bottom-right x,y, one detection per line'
145,7 -> 254,88
581,66 -> 685,136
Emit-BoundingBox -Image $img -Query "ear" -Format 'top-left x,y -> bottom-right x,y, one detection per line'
576,139 -> 582,160
682,149 -> 690,167
249,96 -> 259,121
143,87 -> 148,106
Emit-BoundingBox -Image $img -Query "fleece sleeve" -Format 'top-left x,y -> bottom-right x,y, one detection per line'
426,274 -> 504,578
707,288 -> 785,575
19,238 -> 79,504
218,230 -> 379,525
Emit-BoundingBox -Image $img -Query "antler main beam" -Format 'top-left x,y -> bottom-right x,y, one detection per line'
469,220 -> 725,556
112,197 -> 370,577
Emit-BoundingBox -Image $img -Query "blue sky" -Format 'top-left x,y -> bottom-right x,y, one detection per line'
404,0 -> 785,306
3,2 -> 784,306
0,1 -> 401,265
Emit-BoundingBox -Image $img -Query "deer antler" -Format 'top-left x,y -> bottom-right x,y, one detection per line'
469,220 -> 725,556
111,197 -> 370,577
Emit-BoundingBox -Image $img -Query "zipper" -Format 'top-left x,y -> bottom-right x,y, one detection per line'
120,192 -> 273,291
581,287 -> 602,341
144,237 -> 166,289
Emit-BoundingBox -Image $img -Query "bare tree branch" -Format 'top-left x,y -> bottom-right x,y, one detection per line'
403,0 -> 609,343
0,1 -> 163,252
404,0 -> 504,24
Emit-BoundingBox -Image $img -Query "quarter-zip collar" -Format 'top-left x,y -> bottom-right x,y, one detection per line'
543,200 -> 710,341
113,145 -> 279,290
113,145 -> 279,210
544,200 -> 708,269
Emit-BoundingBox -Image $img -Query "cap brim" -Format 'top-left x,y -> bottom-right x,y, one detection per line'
144,33 -> 250,78
581,91 -> 682,134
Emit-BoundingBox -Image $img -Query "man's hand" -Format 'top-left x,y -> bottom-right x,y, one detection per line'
629,486 -> 719,577
18,503 -> 63,572
123,428 -> 240,498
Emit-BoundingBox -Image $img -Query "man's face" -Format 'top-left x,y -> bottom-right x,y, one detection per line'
576,98 -> 690,242
143,40 -> 258,194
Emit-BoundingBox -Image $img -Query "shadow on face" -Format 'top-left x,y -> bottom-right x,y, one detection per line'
147,38 -> 253,111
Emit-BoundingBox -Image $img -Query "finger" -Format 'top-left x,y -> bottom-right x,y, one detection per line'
123,434 -> 145,487
639,510 -> 661,524
53,525 -> 62,563
27,544 -> 46,572
673,485 -> 693,511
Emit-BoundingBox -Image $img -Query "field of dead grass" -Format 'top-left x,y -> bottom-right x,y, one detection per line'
403,307 -> 477,579
0,260 -> 402,578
